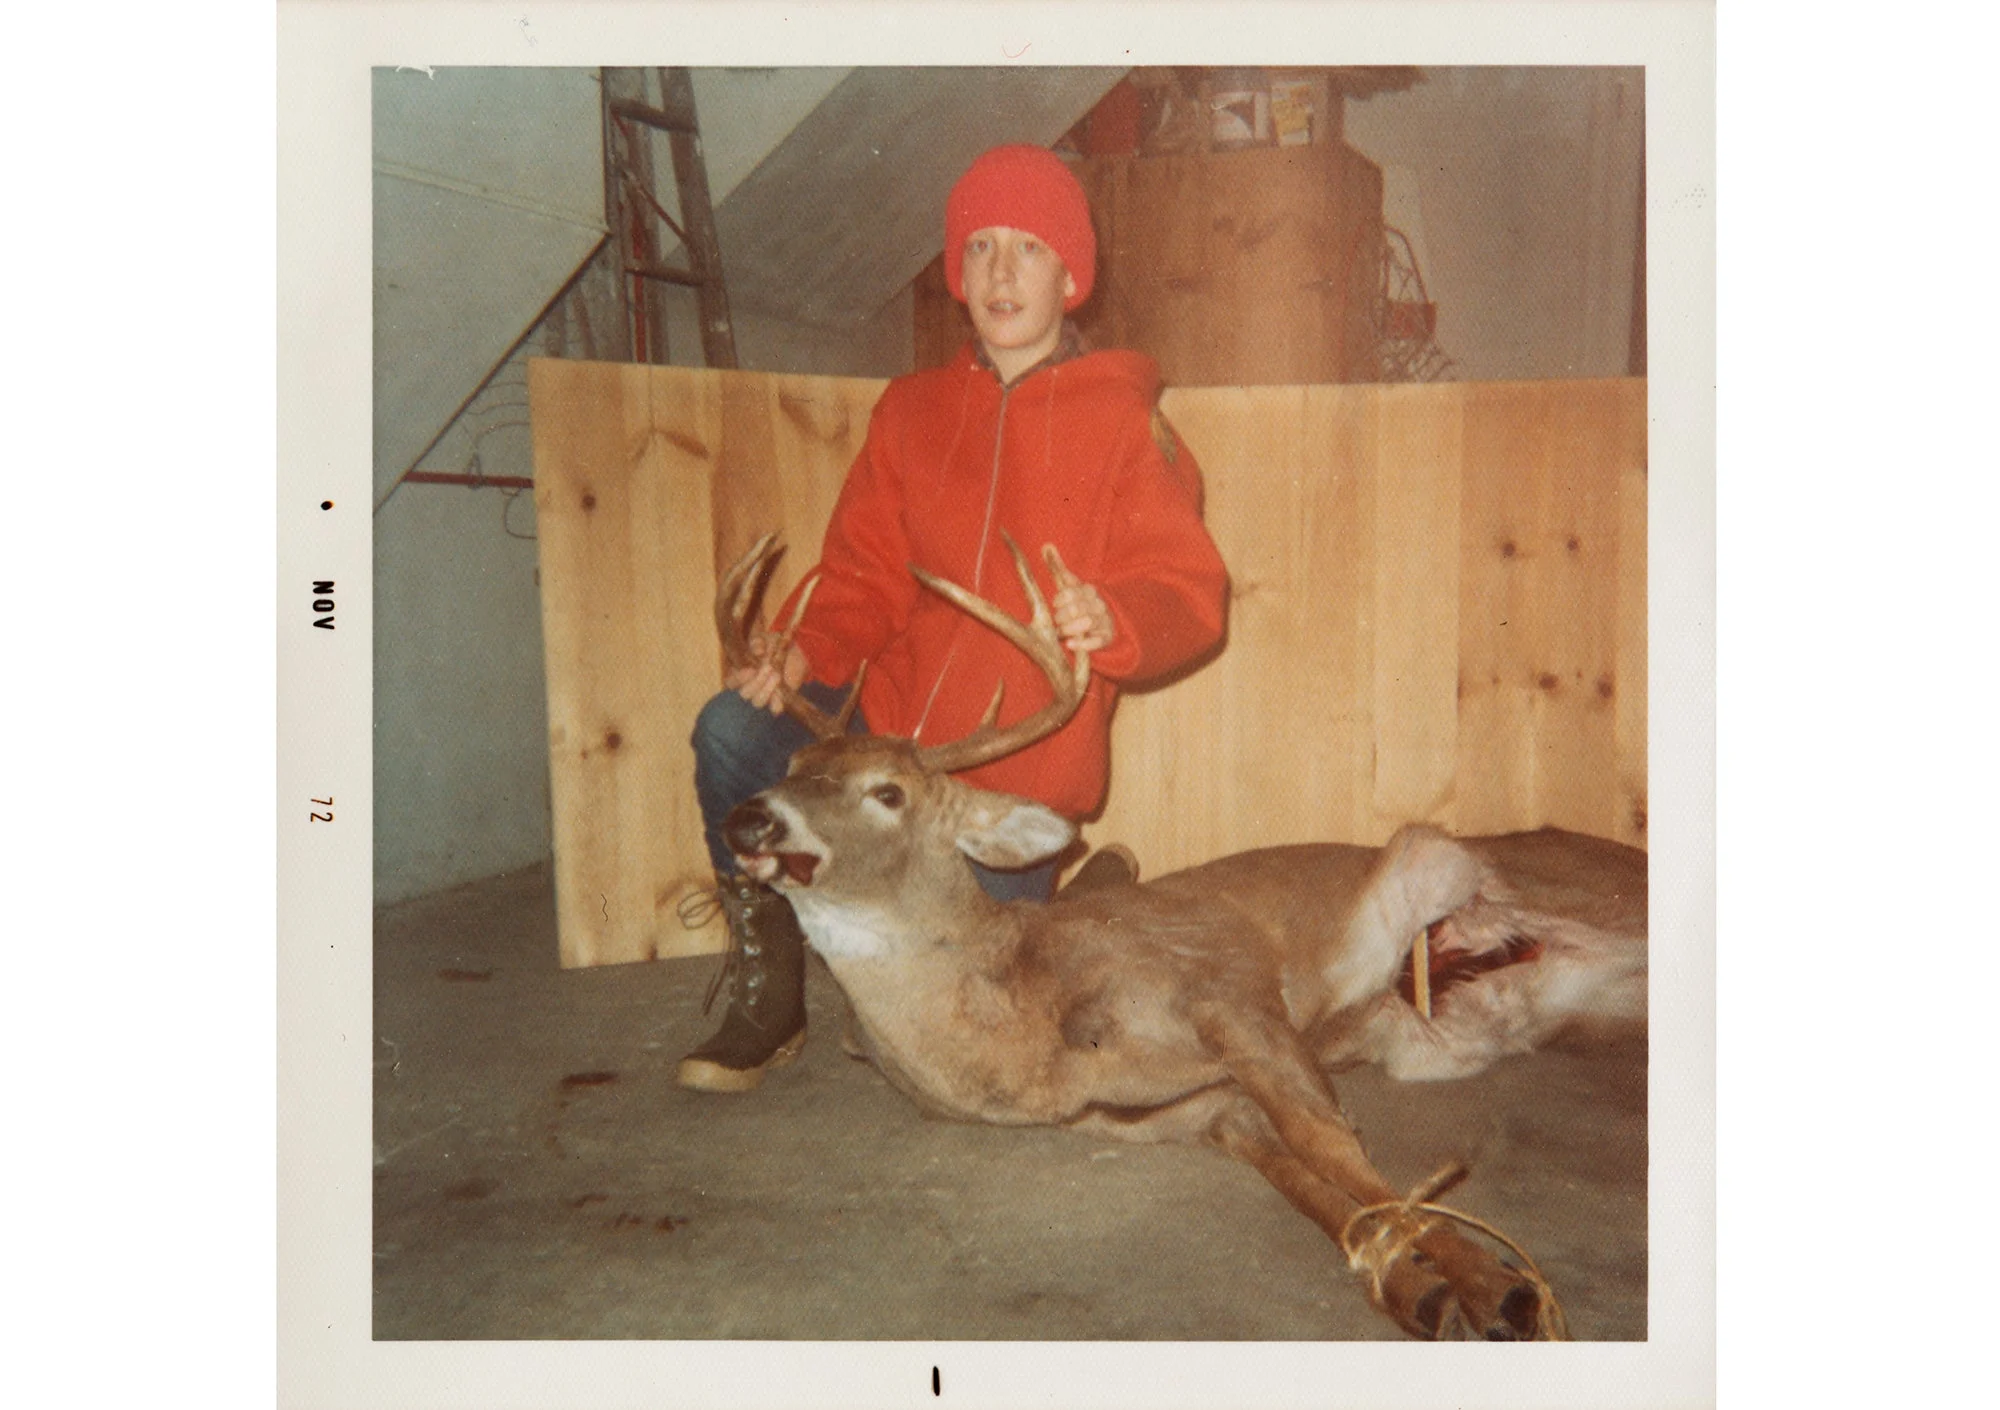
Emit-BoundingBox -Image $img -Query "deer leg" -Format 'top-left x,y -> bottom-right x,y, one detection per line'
1207,1101 -> 1460,1338
1194,1004 -> 1545,1340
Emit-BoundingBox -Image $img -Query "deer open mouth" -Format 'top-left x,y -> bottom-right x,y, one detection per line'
739,850 -> 820,888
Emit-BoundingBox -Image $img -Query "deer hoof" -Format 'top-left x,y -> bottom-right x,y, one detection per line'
1494,1280 -> 1544,1339
1454,1268 -> 1549,1341
1369,1257 -> 1457,1340
1408,1280 -> 1455,1340
1383,1261 -> 1550,1341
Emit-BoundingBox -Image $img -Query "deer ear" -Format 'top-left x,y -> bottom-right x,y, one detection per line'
953,791 -> 1076,870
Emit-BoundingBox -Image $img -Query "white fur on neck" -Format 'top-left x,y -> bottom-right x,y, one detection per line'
787,891 -> 900,960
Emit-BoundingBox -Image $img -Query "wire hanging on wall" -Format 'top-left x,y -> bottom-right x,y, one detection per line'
1372,225 -> 1455,383
388,343 -> 540,540
375,233 -> 621,519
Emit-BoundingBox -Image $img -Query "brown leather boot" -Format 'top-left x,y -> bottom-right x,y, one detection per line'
676,873 -> 808,1093
1057,843 -> 1140,899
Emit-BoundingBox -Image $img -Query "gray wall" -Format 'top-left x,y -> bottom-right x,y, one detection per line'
1345,67 -> 1644,381
373,437 -> 549,900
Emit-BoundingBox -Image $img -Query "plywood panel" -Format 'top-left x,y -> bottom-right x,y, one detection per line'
1099,385 -> 1380,871
1456,381 -> 1645,843
1371,383 -> 1466,831
531,359 -> 704,967
529,364 -> 1646,966
1531,381 -> 1632,836
1613,388 -> 1650,847
532,361 -> 885,964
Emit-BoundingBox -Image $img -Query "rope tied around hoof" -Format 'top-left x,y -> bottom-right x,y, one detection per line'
1338,1162 -> 1570,1341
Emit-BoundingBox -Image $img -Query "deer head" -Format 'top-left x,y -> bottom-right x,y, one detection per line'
716,532 -> 1089,929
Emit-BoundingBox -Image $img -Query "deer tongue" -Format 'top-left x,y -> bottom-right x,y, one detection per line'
734,850 -> 817,887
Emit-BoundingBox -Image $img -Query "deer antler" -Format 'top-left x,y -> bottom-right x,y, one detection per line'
911,535 -> 1092,776
716,532 -> 863,742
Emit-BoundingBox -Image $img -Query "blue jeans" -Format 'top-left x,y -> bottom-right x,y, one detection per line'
689,683 -> 1057,903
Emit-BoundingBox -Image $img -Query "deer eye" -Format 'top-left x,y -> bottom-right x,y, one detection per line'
868,783 -> 906,810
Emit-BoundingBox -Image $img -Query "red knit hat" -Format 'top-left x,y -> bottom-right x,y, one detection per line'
944,144 -> 1097,311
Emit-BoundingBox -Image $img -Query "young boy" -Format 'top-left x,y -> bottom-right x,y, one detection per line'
680,143 -> 1229,1093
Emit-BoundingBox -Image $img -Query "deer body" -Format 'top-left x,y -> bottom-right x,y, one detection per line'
724,732 -> 1646,1339
712,533 -> 1646,1339
816,873 -> 1282,1128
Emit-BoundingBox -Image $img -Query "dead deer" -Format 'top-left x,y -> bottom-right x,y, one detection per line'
713,532 -> 1647,1340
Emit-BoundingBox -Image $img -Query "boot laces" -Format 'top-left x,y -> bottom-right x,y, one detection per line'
678,881 -> 772,1021
675,887 -> 724,929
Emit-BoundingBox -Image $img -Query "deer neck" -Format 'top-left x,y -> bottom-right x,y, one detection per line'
786,866 -> 1007,960
790,879 -> 1056,1122
787,874 -> 1022,1014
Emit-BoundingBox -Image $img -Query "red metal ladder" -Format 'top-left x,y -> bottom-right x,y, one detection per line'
600,66 -> 738,368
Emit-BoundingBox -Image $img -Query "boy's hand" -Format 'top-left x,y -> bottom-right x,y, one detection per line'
1052,580 -> 1115,655
728,635 -> 812,715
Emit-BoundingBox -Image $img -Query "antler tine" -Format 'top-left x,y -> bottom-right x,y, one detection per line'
1041,541 -> 1083,600
712,531 -> 858,742
830,658 -> 869,734
716,531 -> 781,676
768,570 -> 821,675
910,534 -> 1091,776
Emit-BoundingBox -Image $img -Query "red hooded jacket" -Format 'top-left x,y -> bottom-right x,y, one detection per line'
785,341 -> 1230,820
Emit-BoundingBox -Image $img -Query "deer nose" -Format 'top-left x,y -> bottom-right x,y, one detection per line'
723,797 -> 785,856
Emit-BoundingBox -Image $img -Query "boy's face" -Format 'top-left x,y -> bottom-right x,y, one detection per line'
960,226 -> 1077,380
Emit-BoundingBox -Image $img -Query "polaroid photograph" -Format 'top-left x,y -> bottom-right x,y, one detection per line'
279,4 -> 1716,1406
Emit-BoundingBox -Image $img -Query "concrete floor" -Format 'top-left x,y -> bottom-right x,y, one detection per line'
373,862 -> 1647,1342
